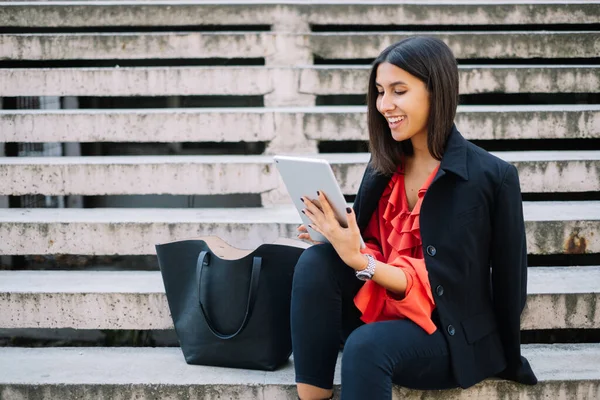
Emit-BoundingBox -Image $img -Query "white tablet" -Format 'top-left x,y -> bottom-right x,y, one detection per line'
274,155 -> 365,248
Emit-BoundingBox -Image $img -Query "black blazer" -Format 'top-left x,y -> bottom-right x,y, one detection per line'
352,125 -> 538,388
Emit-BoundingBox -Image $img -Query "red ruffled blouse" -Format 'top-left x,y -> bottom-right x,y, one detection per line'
353,163 -> 440,334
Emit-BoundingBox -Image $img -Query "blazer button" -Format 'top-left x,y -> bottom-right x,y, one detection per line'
426,245 -> 437,257
436,285 -> 444,296
447,325 -> 456,336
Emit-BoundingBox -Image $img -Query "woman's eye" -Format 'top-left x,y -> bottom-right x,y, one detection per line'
377,91 -> 405,95
377,91 -> 406,96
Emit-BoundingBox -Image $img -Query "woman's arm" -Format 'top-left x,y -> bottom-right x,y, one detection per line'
302,190 -> 408,296
347,254 -> 409,297
490,164 -> 536,384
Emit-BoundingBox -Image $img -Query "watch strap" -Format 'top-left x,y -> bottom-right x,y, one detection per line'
355,254 -> 376,281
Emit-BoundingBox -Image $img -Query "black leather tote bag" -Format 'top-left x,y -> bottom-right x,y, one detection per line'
155,237 -> 305,371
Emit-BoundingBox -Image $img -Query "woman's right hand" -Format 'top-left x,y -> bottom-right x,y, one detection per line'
297,224 -> 324,245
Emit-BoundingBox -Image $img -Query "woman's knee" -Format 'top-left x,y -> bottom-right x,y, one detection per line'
342,324 -> 386,371
341,325 -> 395,397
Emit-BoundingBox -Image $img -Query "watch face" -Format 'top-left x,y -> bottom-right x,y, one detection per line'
356,271 -> 370,281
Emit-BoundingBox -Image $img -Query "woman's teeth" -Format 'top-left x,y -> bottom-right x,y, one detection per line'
388,116 -> 405,123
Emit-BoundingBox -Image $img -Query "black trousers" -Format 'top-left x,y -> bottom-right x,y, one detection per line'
291,244 -> 458,399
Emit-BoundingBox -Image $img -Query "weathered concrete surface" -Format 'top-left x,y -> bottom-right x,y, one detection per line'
0,108 -> 278,143
524,202 -> 600,257
1,152 -> 598,195
0,202 -> 598,255
0,344 -> 599,399
299,65 -> 600,95
0,67 -> 275,97
0,31 -> 272,62
2,65 -> 597,97
306,1 -> 600,26
0,155 -> 282,196
2,1 -> 598,27
301,105 -> 600,141
452,105 -> 600,141
0,1 -> 281,28
0,267 -> 597,330
0,32 -> 276,61
0,271 -> 172,330
3,30 -> 600,77
500,151 -> 600,193
0,31 -> 309,65
310,31 -> 600,60
523,267 -> 600,330
2,105 -> 598,143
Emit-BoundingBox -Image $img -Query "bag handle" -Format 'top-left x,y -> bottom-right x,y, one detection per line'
196,251 -> 262,340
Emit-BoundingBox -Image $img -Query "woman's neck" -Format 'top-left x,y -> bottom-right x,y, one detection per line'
407,132 -> 440,172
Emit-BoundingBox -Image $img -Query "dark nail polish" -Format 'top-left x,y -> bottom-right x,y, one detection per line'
301,210 -> 305,214
346,207 -> 352,214
317,191 -> 321,196
300,198 -> 304,203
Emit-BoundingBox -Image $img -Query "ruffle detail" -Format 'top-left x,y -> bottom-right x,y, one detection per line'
353,162 -> 440,329
381,165 -> 438,257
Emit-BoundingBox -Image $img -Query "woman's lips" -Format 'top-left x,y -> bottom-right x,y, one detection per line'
388,117 -> 405,130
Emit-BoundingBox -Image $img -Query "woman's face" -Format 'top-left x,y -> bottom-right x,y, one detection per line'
375,62 -> 430,143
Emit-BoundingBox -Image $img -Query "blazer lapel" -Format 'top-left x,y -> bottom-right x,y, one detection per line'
435,124 -> 470,183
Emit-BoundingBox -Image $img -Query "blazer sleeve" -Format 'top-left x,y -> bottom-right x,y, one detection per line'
490,164 -> 537,385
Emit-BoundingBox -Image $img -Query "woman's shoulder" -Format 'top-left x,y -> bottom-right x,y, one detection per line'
465,140 -> 515,183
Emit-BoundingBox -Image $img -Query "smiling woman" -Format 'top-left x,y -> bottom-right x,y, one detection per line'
368,36 -> 459,175
291,36 -> 537,400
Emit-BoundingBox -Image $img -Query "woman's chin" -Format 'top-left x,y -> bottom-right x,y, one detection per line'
391,130 -> 411,142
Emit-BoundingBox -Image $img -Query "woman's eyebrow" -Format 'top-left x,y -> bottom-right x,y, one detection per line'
375,81 -> 408,87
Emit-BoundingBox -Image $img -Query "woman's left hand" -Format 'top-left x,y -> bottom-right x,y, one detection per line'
301,191 -> 366,271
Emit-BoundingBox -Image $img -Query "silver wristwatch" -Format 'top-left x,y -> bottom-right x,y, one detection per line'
355,254 -> 376,281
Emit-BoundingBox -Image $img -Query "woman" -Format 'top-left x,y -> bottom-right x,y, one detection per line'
291,36 -> 538,399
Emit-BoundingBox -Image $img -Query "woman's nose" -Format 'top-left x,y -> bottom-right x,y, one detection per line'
379,93 -> 394,112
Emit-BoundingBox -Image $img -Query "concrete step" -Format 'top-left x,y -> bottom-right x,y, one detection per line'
1,65 -> 596,97
0,202 -> 598,255
1,31 -> 597,62
300,65 -> 600,96
1,267 -> 598,330
0,66 -> 274,97
2,151 -> 599,196
310,31 -> 599,60
0,344 -> 599,399
0,32 -> 271,61
3,1 -> 598,28
2,105 -> 598,143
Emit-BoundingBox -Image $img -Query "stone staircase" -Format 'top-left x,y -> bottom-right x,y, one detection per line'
1,1 -> 599,399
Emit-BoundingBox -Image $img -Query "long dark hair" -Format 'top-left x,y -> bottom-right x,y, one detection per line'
367,36 -> 459,175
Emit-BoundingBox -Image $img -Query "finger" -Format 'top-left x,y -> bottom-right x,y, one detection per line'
345,206 -> 359,231
302,206 -> 317,224
317,191 -> 335,219
308,223 -> 324,236
297,224 -> 308,232
297,232 -> 322,245
311,199 -> 324,212
302,197 -> 324,225
302,196 -> 322,216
